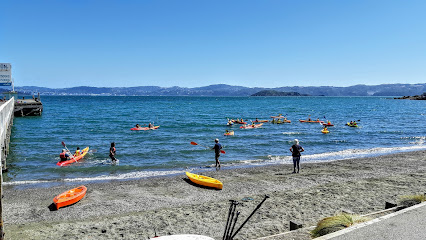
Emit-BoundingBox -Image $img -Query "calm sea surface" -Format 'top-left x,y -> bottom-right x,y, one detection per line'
4,96 -> 426,185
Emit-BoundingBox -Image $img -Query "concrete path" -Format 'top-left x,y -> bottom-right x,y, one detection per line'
317,201 -> 426,240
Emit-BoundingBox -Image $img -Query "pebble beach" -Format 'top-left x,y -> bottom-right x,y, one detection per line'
4,150 -> 426,240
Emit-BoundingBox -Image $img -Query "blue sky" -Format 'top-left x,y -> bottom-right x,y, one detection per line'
1,0 -> 425,88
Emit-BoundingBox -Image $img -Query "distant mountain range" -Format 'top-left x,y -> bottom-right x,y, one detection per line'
1,83 -> 425,97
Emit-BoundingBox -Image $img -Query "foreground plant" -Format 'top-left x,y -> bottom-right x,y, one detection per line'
311,213 -> 371,238
398,194 -> 426,207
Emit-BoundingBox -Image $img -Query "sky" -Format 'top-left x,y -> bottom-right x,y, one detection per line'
1,0 -> 426,88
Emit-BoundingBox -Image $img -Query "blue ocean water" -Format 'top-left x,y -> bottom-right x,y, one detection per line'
4,96 -> 426,185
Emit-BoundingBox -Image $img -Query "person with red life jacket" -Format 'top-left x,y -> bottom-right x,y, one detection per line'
59,149 -> 71,161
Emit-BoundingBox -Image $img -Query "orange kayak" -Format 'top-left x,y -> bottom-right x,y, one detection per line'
299,120 -> 324,123
53,185 -> 87,210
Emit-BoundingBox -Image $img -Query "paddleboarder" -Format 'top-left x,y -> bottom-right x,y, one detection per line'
109,142 -> 117,164
212,138 -> 222,168
289,139 -> 304,173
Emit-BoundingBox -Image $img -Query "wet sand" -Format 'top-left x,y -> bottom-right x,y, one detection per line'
3,150 -> 426,239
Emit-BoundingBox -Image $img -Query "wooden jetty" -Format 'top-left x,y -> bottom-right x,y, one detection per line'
14,94 -> 43,117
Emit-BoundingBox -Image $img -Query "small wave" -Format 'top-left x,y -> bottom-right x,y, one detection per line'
282,132 -> 303,135
264,145 -> 426,164
4,169 -> 186,186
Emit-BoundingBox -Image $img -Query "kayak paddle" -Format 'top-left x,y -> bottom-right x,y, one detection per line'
190,141 -> 226,154
61,141 -> 76,160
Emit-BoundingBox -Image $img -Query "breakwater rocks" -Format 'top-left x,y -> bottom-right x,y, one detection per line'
394,93 -> 426,100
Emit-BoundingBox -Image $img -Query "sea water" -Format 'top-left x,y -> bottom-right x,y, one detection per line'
4,96 -> 426,185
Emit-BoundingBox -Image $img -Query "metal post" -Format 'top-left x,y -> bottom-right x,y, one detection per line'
231,195 -> 269,239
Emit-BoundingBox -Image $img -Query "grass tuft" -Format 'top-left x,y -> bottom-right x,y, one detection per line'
398,194 -> 426,207
311,213 -> 370,238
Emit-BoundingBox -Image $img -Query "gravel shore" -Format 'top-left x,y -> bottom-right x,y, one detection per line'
3,150 -> 426,240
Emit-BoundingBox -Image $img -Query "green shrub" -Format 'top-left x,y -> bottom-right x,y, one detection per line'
311,213 -> 370,238
398,195 -> 426,207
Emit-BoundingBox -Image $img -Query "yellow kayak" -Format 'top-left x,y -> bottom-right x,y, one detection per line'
185,172 -> 223,190
321,129 -> 330,134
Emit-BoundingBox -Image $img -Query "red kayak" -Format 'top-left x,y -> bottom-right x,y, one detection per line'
322,122 -> 334,126
253,120 -> 269,123
299,120 -> 324,123
131,125 -> 160,131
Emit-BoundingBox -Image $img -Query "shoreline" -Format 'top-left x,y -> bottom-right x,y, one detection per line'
4,150 -> 426,239
5,145 -> 426,187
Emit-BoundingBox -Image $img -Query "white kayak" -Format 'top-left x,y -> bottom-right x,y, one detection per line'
154,234 -> 214,240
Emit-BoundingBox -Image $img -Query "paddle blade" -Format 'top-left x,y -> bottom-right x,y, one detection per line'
190,142 -> 198,145
221,150 -> 226,154
61,141 -> 66,147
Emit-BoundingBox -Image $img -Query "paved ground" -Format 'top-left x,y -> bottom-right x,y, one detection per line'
324,201 -> 426,240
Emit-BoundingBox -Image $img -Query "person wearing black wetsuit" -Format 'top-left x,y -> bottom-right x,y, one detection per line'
289,139 -> 304,173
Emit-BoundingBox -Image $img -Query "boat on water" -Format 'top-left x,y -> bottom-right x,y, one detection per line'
56,147 -> 89,166
131,125 -> 160,131
346,122 -> 359,127
224,130 -> 234,136
299,120 -> 324,123
321,128 -> 330,134
186,172 -> 223,189
53,185 -> 87,210
240,123 -> 263,129
253,119 -> 269,123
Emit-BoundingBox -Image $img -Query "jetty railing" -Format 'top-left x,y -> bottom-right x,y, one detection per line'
0,97 -> 14,240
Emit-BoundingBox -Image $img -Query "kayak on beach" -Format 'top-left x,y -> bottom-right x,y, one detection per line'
53,185 -> 87,210
240,123 -> 263,129
131,125 -> 160,131
186,172 -> 223,189
56,147 -> 89,166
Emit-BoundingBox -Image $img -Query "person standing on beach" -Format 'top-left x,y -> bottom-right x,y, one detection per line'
212,138 -> 222,168
289,139 -> 304,173
109,142 -> 117,164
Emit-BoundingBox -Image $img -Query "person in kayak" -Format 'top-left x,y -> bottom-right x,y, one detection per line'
289,139 -> 304,173
109,142 -> 117,164
74,147 -> 81,156
212,138 -> 222,168
135,124 -> 140,128
148,122 -> 154,129
59,149 -> 71,161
